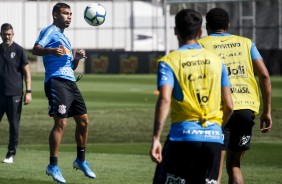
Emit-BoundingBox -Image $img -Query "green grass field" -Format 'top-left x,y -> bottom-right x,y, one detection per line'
0,74 -> 282,184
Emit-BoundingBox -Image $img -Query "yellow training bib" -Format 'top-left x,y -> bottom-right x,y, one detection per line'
199,35 -> 260,114
159,48 -> 224,126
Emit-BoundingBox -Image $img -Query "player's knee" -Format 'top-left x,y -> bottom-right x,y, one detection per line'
78,118 -> 89,132
54,120 -> 68,131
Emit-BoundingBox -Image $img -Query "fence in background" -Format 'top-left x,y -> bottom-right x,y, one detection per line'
0,0 -> 281,74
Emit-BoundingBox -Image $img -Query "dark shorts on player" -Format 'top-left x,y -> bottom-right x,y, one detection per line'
223,109 -> 255,152
44,77 -> 87,118
153,139 -> 221,184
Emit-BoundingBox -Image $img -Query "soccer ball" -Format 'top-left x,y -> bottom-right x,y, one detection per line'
84,3 -> 106,26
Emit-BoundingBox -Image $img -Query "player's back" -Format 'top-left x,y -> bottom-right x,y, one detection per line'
199,34 -> 260,113
158,47 -> 224,125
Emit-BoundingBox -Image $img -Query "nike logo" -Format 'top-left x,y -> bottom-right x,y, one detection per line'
220,39 -> 228,42
191,54 -> 200,57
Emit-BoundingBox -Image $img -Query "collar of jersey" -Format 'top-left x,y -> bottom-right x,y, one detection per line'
209,33 -> 232,37
178,43 -> 202,50
51,24 -> 63,33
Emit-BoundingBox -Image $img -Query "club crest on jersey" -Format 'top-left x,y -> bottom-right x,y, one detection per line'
58,104 -> 67,114
11,52 -> 16,58
165,175 -> 185,184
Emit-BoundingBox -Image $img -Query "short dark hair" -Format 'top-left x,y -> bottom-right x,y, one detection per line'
52,2 -> 70,15
1,23 -> 13,32
175,9 -> 202,40
206,8 -> 229,31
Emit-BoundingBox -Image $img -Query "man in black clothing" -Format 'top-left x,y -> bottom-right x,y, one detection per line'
0,23 -> 32,164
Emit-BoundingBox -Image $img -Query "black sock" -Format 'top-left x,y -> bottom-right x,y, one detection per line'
50,157 -> 58,166
77,147 -> 86,161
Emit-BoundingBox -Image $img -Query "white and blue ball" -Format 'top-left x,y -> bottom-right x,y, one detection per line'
84,3 -> 106,26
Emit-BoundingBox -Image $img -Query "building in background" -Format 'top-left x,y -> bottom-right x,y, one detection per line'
0,0 -> 281,74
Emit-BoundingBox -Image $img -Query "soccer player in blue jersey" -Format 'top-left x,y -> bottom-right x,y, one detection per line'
32,3 -> 95,183
198,8 -> 272,184
150,9 -> 233,184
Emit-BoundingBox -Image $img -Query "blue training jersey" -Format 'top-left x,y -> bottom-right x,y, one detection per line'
35,24 -> 75,82
157,43 -> 230,144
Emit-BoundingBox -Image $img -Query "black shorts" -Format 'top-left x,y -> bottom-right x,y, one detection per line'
153,139 -> 221,184
44,77 -> 87,118
223,109 -> 255,152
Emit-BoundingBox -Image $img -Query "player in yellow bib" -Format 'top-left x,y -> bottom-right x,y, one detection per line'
198,8 -> 272,184
150,9 -> 233,184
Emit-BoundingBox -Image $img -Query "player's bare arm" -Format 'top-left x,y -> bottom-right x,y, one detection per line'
221,87 -> 233,127
72,49 -> 87,70
23,64 -> 32,105
32,44 -> 65,56
253,58 -> 272,133
150,85 -> 172,163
